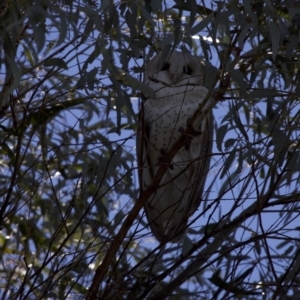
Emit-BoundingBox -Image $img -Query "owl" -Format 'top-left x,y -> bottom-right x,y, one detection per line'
137,50 -> 213,243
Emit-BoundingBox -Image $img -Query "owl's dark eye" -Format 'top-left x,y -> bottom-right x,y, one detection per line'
161,63 -> 170,71
183,65 -> 193,75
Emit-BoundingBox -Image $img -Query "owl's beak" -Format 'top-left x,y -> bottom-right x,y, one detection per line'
171,73 -> 178,83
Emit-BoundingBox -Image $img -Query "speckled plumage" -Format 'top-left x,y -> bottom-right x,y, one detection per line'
137,51 -> 213,243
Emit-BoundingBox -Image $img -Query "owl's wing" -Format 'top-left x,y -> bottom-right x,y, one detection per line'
188,111 -> 214,214
136,100 -> 145,191
136,98 -> 154,192
137,97 -> 181,242
150,113 -> 213,243
137,106 -> 213,242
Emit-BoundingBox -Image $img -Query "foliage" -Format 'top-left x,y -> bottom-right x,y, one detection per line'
1,0 -> 300,298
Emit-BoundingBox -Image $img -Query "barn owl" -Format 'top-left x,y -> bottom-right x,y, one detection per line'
137,50 -> 213,243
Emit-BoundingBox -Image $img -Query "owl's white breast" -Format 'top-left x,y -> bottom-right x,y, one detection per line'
144,84 -> 209,161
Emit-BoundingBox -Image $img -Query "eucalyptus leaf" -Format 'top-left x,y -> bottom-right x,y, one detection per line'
216,123 -> 228,151
220,147 -> 237,179
44,58 -> 68,70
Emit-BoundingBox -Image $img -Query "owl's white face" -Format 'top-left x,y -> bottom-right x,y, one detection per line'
144,51 -> 203,87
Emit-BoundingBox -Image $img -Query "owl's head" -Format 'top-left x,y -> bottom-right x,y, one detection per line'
145,50 -> 203,87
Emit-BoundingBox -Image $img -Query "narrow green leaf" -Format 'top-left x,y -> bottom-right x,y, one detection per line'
190,13 -> 213,35
87,68 -> 98,90
284,245 -> 294,255
232,106 -> 249,141
44,58 -> 68,70
248,89 -> 280,98
259,166 -> 265,178
216,123 -> 228,151
114,211 -> 125,227
254,239 -> 261,255
139,6 -> 155,26
224,138 -> 235,150
1,141 -> 15,165
125,9 -> 136,38
234,267 -> 255,282
220,147 -> 236,179
150,0 -> 162,10
56,11 -> 67,47
230,69 -> 248,89
269,22 -> 279,61
31,24 -> 45,52
199,222 -> 219,234
81,18 -> 94,44
173,3 -> 213,15
114,71 -> 155,98
276,240 -> 289,249
182,236 -> 194,256
18,99 -> 85,133
23,45 -> 34,67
